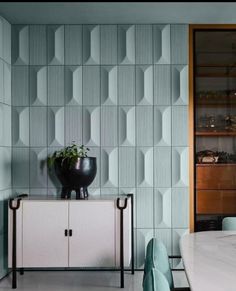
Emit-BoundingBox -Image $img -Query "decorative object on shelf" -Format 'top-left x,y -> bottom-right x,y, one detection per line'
48,143 -> 97,199
196,150 -> 219,164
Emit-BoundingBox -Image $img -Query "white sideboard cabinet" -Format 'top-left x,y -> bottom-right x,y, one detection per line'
8,196 -> 132,269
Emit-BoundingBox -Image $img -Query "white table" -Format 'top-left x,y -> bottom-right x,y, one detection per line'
180,231 -> 236,291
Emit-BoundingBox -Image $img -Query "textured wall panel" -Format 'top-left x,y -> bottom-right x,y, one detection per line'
48,107 -> 64,146
118,25 -> 135,64
136,188 -> 154,228
47,25 -> 64,65
172,106 -> 188,146
136,65 -> 153,105
154,188 -> 171,228
119,147 -> 135,188
119,106 -> 135,146
136,106 -> 153,146
29,25 -> 46,65
172,147 -> 189,187
65,66 -> 82,105
87,147 -> 100,188
154,106 -> 171,146
172,188 -> 189,228
65,106 -> 82,145
171,25 -> 188,65
101,25 -> 117,65
12,148 -> 29,188
101,66 -> 117,105
83,25 -> 100,65
153,25 -> 170,64
30,107 -> 47,147
65,25 -> 82,65
136,229 -> 154,268
83,107 -> 100,146
0,104 -> 11,147
101,147 -> 118,187
0,61 -> 3,103
118,65 -> 135,105
0,147 -> 11,190
12,25 -> 29,65
154,65 -> 171,105
154,147 -> 171,187
0,105 -> 3,144
29,66 -> 47,106
12,107 -> 29,147
154,229 -> 172,255
12,66 -> 29,106
101,106 -> 117,146
137,147 -> 153,187
136,25 -> 152,64
48,66 -> 64,106
0,17 -> 3,59
3,63 -> 11,105
172,65 -> 188,105
47,146 -> 64,188
3,18 -> 11,64
30,148 -> 48,188
83,66 -> 100,106
172,229 -> 189,256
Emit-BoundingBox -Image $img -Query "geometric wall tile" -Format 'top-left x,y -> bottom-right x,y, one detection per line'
119,147 -> 136,188
118,66 -> 135,105
101,147 -> 118,187
12,107 -> 29,147
118,25 -> 135,65
136,229 -> 154,268
3,18 -> 11,64
29,25 -> 47,65
12,147 -> 29,188
47,25 -> 64,65
83,25 -> 100,65
30,107 -> 47,147
48,107 -> 64,147
65,25 -> 82,65
153,24 -> 170,64
30,147 -> 48,188
172,228 -> 189,256
136,65 -> 153,105
29,66 -> 47,106
0,105 -> 3,145
101,66 -> 117,105
101,25 -> 117,65
87,147 -> 100,188
3,62 -> 11,105
101,106 -> 117,146
154,106 -> 171,146
119,106 -> 135,146
48,66 -> 64,106
0,147 -> 11,190
136,25 -> 152,65
83,106 -> 100,146
154,229 -> 172,255
83,66 -> 100,106
137,147 -> 153,187
136,106 -> 153,146
172,147 -> 189,187
65,106 -> 82,145
171,25 -> 188,65
136,188 -> 154,228
0,17 -> 3,59
154,65 -> 171,105
2,105 -> 11,147
172,188 -> 189,228
154,147 -> 171,188
172,65 -> 188,105
154,188 -> 171,228
0,60 -> 3,103
12,25 -> 29,65
47,146 -> 63,189
172,106 -> 188,146
65,66 -> 82,106
12,66 -> 29,106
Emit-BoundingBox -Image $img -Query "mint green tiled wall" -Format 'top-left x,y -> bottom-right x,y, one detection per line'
0,16 -> 11,279
11,23 -> 189,269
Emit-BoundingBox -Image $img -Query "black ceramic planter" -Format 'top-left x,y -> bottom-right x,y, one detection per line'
54,157 -> 97,199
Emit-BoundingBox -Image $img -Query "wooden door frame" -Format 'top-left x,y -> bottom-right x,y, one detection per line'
189,24 -> 236,232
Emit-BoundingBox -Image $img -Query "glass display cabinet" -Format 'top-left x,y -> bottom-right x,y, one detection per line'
192,27 -> 236,231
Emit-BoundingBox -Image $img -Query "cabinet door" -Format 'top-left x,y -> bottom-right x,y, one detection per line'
69,201 -> 116,267
22,201 -> 68,267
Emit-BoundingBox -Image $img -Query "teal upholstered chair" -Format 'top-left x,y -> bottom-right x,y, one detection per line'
144,238 -> 190,291
222,217 -> 236,230
143,268 -> 170,291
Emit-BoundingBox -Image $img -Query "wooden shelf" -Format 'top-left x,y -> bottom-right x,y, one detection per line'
195,131 -> 236,136
196,163 -> 236,167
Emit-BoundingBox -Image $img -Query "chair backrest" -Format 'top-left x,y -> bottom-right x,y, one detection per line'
222,217 -> 236,230
144,238 -> 174,289
143,268 -> 170,291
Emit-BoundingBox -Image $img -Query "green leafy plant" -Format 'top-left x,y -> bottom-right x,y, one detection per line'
47,142 -> 90,169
